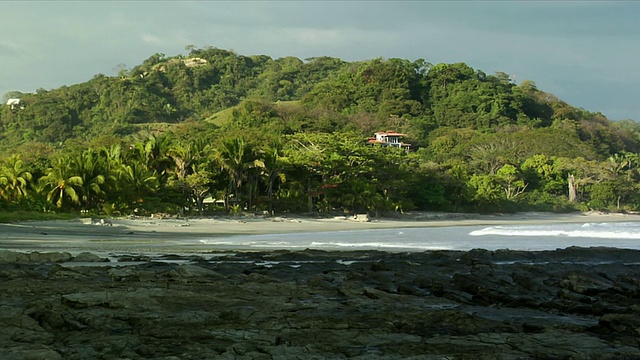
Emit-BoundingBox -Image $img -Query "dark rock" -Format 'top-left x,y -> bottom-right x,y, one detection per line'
0,250 -> 72,264
71,252 -> 108,262
0,248 -> 639,358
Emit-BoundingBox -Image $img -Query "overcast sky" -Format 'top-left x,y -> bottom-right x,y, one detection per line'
1,1 -> 638,121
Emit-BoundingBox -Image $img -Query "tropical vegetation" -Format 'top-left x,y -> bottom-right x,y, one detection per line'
1,46 -> 640,217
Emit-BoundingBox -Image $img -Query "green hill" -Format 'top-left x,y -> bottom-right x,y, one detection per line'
1,46 -> 640,216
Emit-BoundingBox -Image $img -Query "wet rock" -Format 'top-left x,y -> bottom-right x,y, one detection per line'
176,264 -> 223,279
597,313 -> 640,343
0,250 -> 27,263
71,252 -> 108,263
4,347 -> 63,360
0,248 -> 638,358
0,250 -> 73,264
0,250 -> 72,264
559,271 -> 615,295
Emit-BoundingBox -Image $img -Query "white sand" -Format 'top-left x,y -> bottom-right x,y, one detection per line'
0,212 -> 637,253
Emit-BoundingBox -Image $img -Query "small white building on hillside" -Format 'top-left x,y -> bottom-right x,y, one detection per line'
6,98 -> 21,109
366,131 -> 411,151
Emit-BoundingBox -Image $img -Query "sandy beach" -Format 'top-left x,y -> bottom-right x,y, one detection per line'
0,211 -> 637,254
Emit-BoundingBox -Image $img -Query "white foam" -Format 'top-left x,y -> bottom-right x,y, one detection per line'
191,222 -> 640,252
309,241 -> 453,250
336,260 -> 359,265
199,239 -> 301,247
470,222 -> 640,239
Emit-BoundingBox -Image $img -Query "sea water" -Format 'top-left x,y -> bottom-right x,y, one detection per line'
198,221 -> 640,252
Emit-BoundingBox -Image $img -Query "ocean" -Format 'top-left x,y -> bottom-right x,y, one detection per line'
198,221 -> 640,252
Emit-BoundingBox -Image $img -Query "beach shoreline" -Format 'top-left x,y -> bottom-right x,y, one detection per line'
0,211 -> 637,254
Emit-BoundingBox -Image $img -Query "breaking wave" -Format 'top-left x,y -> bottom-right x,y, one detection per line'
309,241 -> 452,251
469,222 -> 640,239
194,222 -> 640,252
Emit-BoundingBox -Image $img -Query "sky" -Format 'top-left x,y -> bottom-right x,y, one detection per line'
1,1 -> 638,121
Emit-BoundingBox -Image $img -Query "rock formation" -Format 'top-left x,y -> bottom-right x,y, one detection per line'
0,247 -> 639,359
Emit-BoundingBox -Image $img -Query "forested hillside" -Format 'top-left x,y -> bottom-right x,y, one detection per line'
1,46 -> 640,216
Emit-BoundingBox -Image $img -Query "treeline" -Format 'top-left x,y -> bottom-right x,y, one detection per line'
1,46 -> 640,215
2,125 -> 640,215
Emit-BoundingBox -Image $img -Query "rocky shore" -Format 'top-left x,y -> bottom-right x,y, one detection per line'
1,247 -> 639,359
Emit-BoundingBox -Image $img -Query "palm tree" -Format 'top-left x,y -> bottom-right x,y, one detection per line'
71,150 -> 106,210
141,134 -> 173,173
39,157 -> 84,209
169,143 -> 193,181
100,144 -> 125,173
260,145 -> 286,215
168,139 -> 211,180
607,153 -> 629,179
168,139 -> 213,212
216,137 -> 263,211
117,161 -> 159,208
0,155 -> 33,203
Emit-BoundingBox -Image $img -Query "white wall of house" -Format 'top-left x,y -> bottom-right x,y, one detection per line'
375,132 -> 401,144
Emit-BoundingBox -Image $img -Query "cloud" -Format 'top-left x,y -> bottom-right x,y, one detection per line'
0,42 -> 25,58
294,29 -> 343,45
141,33 -> 163,45
0,1 -> 637,120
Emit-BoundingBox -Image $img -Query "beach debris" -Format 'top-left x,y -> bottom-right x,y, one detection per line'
80,217 -> 113,226
270,217 -> 302,223
151,212 -> 177,219
350,213 -> 370,222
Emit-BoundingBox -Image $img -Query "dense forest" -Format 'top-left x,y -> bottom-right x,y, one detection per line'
1,46 -> 640,217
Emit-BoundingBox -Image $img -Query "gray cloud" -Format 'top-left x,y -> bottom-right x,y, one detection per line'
0,42 -> 23,58
0,1 -> 638,120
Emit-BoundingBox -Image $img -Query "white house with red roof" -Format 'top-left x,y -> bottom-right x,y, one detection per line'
366,131 -> 411,150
